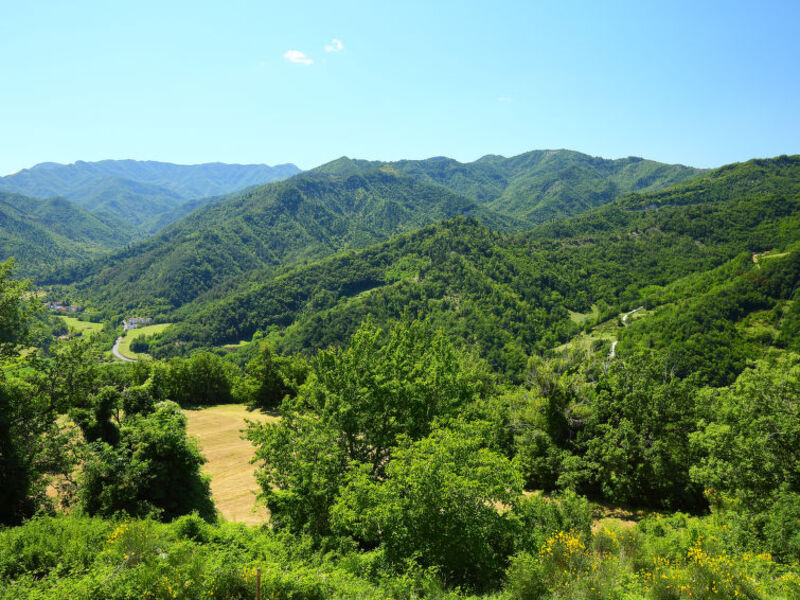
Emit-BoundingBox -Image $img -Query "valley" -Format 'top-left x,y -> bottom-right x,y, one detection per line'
3,3 -> 799,597
3,151 -> 800,600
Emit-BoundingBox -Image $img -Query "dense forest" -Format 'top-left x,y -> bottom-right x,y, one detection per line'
134,156 -> 800,382
41,149 -> 699,315
2,153 -> 800,599
0,190 -> 135,275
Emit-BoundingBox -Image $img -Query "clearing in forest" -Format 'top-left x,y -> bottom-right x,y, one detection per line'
116,323 -> 172,359
184,404 -> 277,525
60,316 -> 104,335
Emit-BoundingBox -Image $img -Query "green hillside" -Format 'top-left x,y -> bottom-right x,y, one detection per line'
4,156 -> 800,600
0,159 -> 301,232
149,156 -> 800,381
48,149 -> 699,313
314,149 -> 702,223
0,190 -> 134,276
54,168 -> 517,312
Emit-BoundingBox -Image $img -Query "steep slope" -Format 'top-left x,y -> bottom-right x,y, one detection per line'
0,159 -> 301,231
57,167 -> 516,311
313,149 -> 702,223
75,177 -> 187,230
0,190 -> 134,275
149,156 -> 800,380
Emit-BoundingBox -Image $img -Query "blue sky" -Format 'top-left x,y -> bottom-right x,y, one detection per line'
1,1 -> 798,174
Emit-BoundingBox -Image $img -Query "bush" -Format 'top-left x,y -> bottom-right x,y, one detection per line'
763,492 -> 800,562
332,424 -> 523,591
78,401 -> 215,521
0,516 -> 111,580
129,336 -> 149,354
511,490 -> 593,554
506,551 -> 548,600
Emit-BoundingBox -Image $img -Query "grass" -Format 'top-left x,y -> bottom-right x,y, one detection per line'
568,304 -> 601,325
221,340 -> 249,351
553,308 -> 653,355
184,404 -> 278,525
117,323 -> 171,360
60,316 -> 103,335
753,250 -> 791,268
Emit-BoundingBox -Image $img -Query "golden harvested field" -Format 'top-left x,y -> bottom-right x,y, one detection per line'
184,404 -> 277,525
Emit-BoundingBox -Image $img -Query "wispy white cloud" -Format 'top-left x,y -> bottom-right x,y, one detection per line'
497,96 -> 513,103
324,38 -> 343,53
284,50 -> 313,65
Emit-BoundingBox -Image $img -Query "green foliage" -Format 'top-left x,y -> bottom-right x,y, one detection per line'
0,374 -> 73,525
0,192 -> 133,277
233,343 -> 308,410
333,424 -> 523,590
166,352 -> 235,407
129,335 -> 149,353
5,155 -> 800,598
78,401 -> 215,521
511,491 -> 593,554
691,354 -> 800,512
0,515 -> 111,580
0,259 -> 36,356
762,492 -> 800,562
317,150 -> 700,224
54,168 -> 514,312
246,319 -> 488,537
52,149 -> 697,316
0,261 -> 76,525
139,156 -> 800,386
510,349 -> 702,510
5,511 -> 800,600
576,351 -> 703,510
70,386 -> 121,445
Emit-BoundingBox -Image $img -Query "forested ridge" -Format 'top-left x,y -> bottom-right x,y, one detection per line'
49,168 -> 518,312
313,149 -> 701,222
0,159 -> 301,234
2,154 -> 800,599
0,190 -> 135,276
44,149 -> 699,315
138,155 -> 800,383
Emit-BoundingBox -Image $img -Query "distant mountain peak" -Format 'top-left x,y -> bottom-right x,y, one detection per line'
0,159 -> 302,233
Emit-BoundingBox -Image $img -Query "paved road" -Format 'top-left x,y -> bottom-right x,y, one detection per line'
112,336 -> 136,362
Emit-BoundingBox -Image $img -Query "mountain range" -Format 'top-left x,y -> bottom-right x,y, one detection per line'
0,190 -> 135,274
145,155 -> 800,381
48,150 -> 701,312
3,148 -> 799,384
0,159 -> 301,233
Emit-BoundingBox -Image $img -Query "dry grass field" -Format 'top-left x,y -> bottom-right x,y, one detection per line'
184,404 -> 278,525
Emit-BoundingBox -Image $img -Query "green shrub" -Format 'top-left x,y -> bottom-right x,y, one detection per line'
506,551 -> 547,600
511,490 -> 593,554
0,516 -> 110,579
763,492 -> 800,562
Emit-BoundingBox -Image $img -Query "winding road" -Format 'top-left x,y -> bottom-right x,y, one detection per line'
607,307 -> 644,360
621,306 -> 643,325
112,336 -> 136,362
